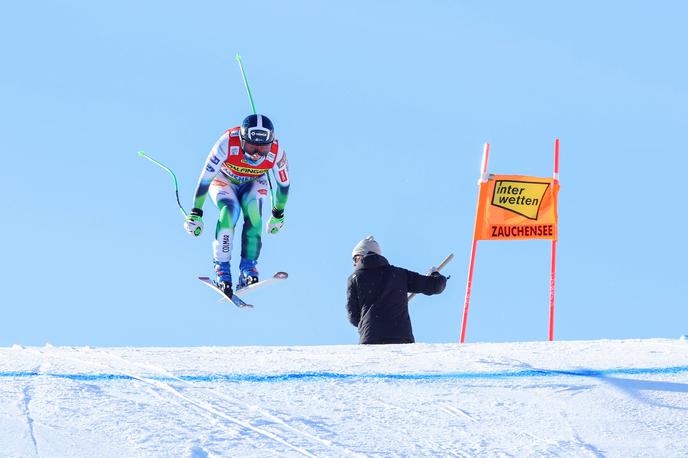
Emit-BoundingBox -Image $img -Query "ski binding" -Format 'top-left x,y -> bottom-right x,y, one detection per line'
198,277 -> 253,308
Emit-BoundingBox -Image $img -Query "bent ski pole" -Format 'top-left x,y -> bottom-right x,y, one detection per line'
408,253 -> 454,302
138,151 -> 188,218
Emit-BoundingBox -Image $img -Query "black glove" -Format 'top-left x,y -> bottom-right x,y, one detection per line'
431,271 -> 450,280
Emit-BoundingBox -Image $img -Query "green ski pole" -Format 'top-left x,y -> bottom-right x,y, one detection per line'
138,151 -> 190,219
235,53 -> 275,200
235,53 -> 257,115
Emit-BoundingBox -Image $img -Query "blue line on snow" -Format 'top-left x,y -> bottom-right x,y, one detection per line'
1,366 -> 688,382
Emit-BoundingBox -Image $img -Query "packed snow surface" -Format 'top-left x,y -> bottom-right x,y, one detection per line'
1,339 -> 688,457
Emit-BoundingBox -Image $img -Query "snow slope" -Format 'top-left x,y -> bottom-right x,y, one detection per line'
1,339 -> 687,457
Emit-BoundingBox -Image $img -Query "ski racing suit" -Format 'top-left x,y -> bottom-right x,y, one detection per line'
190,126 -> 290,270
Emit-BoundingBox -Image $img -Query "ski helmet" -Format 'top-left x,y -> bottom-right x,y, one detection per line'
240,114 -> 275,146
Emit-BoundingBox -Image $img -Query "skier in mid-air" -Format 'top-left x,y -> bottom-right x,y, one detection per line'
183,114 -> 290,298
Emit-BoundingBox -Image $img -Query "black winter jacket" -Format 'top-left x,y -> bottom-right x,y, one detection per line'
346,254 -> 447,344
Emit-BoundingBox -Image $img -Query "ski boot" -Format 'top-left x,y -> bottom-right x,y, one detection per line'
213,261 -> 233,298
237,258 -> 259,290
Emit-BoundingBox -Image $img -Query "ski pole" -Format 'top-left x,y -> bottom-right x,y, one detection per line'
408,253 -> 455,302
137,151 -> 189,219
235,53 -> 275,199
235,53 -> 257,115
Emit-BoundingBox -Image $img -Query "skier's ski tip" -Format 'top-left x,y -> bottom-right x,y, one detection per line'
234,271 -> 289,296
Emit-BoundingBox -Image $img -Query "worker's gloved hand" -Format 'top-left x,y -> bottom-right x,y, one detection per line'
267,208 -> 285,235
430,268 -> 450,280
184,208 -> 204,237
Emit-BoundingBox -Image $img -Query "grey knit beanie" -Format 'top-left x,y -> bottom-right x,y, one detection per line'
352,235 -> 381,257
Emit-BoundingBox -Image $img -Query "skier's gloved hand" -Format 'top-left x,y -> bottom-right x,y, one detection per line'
266,208 -> 285,235
184,208 -> 204,237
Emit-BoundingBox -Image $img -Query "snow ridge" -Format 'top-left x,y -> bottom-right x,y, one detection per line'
1,340 -> 687,457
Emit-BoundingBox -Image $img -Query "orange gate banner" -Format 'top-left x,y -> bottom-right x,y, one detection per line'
474,174 -> 560,241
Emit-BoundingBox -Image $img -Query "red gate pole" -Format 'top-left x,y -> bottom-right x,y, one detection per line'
548,139 -> 560,341
460,143 -> 490,343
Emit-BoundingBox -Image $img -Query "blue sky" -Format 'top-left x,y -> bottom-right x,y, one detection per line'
1,1 -> 687,346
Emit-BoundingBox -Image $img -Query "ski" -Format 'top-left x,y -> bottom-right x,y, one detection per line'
235,271 -> 288,296
198,277 -> 254,309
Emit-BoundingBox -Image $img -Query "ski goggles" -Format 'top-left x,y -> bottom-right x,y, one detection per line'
242,141 -> 272,156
